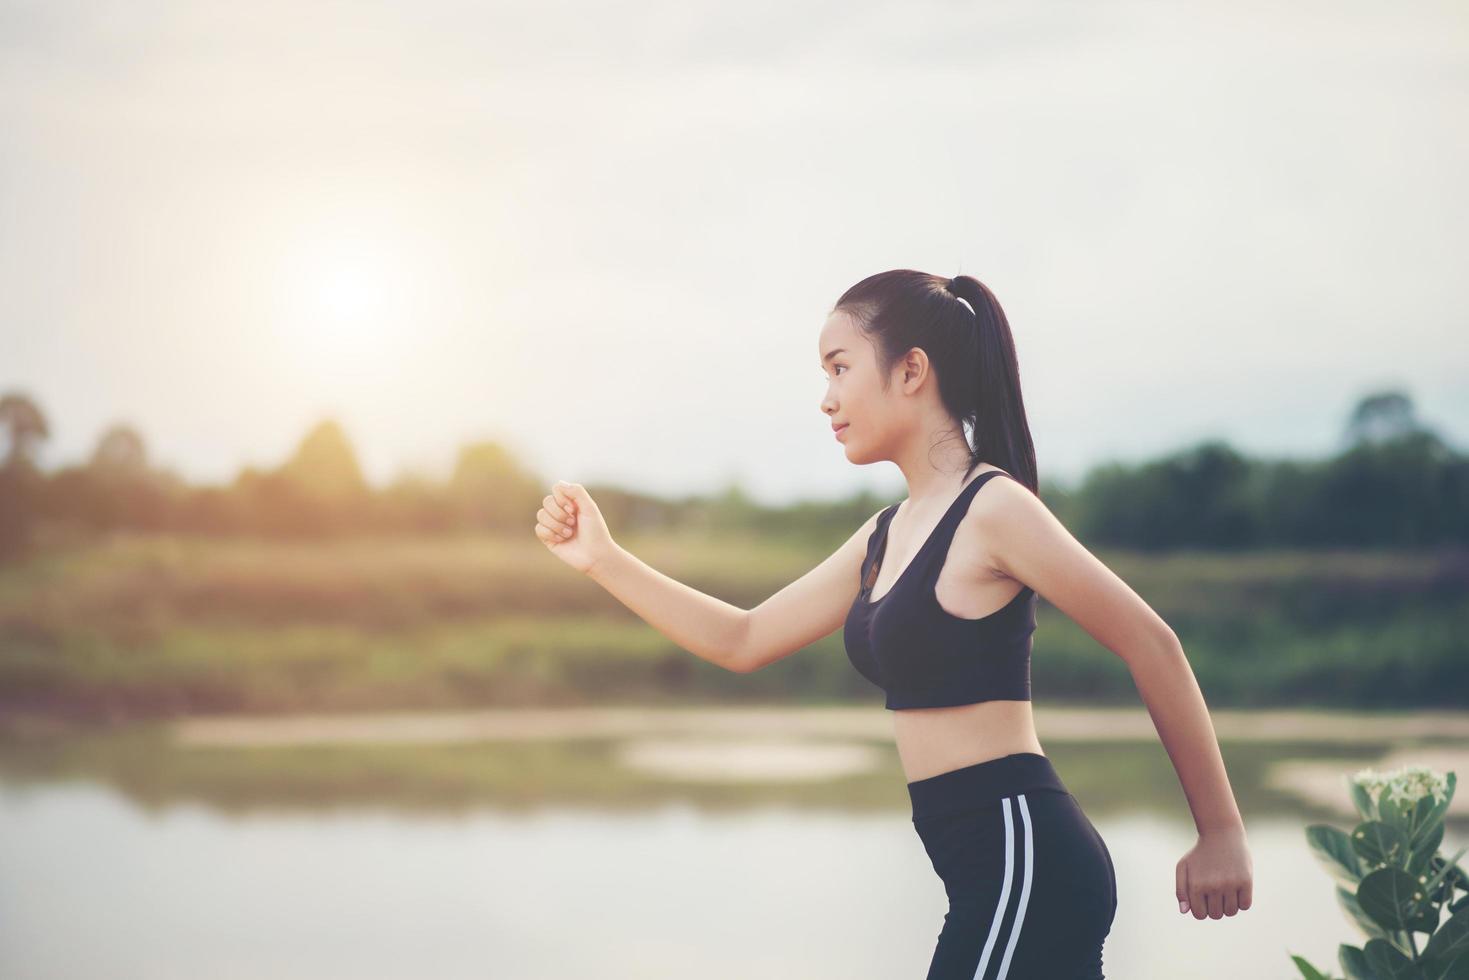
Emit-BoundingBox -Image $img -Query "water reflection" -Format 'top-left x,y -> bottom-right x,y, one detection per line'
1,709 -> 1465,979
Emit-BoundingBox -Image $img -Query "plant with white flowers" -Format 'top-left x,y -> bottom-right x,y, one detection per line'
1290,764 -> 1467,979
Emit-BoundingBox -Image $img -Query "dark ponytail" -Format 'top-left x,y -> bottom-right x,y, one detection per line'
830,269 -> 1038,494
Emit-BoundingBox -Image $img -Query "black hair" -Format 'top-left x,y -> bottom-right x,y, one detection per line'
830,269 -> 1038,494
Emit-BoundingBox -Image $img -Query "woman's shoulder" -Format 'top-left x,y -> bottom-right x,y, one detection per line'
950,466 -> 1039,563
960,466 -> 1031,520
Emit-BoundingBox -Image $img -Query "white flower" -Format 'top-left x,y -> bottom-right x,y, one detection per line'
1350,764 -> 1450,808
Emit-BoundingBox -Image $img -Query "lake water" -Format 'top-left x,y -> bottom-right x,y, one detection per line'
2,706 -> 1466,980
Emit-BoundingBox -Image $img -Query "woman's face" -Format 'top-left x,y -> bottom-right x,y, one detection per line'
818,310 -> 913,465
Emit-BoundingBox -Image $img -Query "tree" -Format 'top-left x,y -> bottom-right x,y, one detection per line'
278,419 -> 370,501
90,424 -> 148,475
0,390 -> 49,470
1344,390 -> 1422,447
448,440 -> 542,529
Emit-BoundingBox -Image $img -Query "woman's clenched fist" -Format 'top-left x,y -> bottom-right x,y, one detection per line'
535,480 -> 614,575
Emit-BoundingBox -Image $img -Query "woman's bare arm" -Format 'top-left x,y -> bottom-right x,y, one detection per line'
585,510 -> 883,674
583,543 -> 751,672
971,477 -> 1244,835
971,476 -> 1253,919
538,481 -> 881,674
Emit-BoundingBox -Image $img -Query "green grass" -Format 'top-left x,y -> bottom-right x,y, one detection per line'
1,531 -> 1465,718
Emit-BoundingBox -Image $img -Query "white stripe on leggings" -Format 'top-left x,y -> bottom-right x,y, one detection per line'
971,794 -> 1034,980
995,794 -> 1034,979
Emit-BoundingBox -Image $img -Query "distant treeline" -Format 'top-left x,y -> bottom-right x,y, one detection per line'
1,387 -> 1465,561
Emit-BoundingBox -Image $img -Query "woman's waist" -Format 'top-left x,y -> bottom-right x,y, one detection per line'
893,699 -> 1043,783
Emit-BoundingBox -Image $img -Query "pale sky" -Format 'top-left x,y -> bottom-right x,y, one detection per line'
2,0 -> 1466,505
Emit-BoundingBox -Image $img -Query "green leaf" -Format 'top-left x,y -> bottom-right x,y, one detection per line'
1364,937 -> 1425,979
1427,952 -> 1469,980
1311,823 -> 1369,887
1380,796 -> 1414,837
1291,952 -> 1337,980
1355,821 -> 1413,870
1420,848 -> 1469,912
1423,907 -> 1469,971
1407,796 -> 1440,845
1352,781 -> 1379,822
1341,885 -> 1400,944
1426,772 -> 1458,821
1413,906 -> 1446,935
1360,867 -> 1432,931
1446,861 -> 1469,895
1341,943 -> 1381,980
1409,822 -> 1447,877
1420,944 -> 1469,980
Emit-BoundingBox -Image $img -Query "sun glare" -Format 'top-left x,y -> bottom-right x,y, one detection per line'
275,224 -> 416,360
317,261 -> 386,323
265,204 -> 460,393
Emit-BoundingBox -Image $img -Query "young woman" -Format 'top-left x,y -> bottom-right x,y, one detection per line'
534,270 -> 1254,979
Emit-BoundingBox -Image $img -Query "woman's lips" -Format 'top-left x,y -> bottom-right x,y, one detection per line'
834,424 -> 849,440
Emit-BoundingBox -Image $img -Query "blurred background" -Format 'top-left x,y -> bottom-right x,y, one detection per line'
2,1 -> 1467,978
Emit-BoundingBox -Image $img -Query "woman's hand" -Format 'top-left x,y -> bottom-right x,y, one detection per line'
534,480 -> 615,575
1176,825 -> 1254,919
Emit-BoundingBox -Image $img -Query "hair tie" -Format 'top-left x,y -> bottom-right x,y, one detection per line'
945,277 -> 976,316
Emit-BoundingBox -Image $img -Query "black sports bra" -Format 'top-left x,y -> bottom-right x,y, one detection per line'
842,468 -> 1038,710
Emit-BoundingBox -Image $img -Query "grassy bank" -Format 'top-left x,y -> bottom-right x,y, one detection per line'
1,531 -> 1465,719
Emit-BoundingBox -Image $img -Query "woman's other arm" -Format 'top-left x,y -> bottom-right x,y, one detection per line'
971,476 -> 1253,920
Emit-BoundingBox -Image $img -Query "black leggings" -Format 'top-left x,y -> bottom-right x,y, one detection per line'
908,752 -> 1117,980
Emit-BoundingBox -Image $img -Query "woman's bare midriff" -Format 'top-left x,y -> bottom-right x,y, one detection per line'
893,699 -> 1045,783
